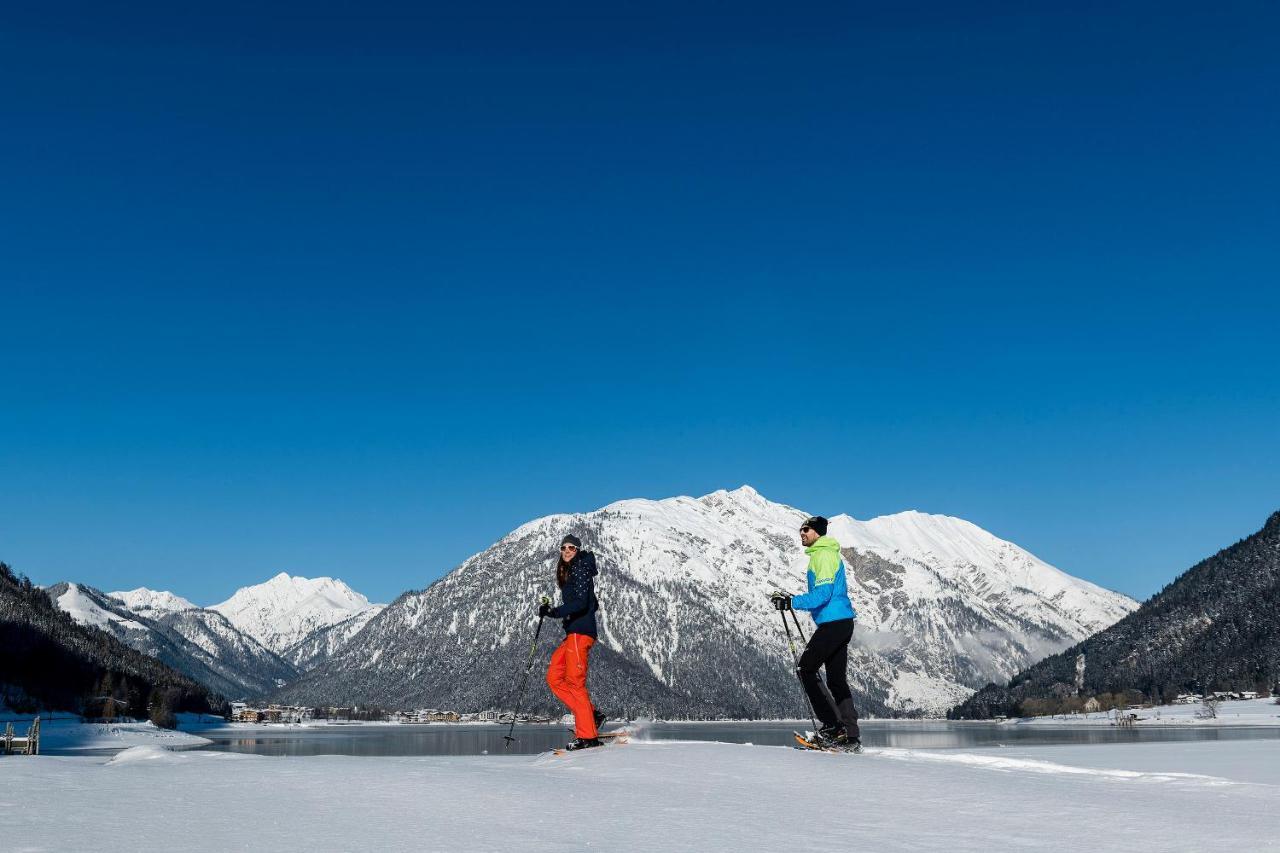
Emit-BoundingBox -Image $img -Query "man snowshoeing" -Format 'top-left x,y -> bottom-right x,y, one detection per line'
772,515 -> 862,749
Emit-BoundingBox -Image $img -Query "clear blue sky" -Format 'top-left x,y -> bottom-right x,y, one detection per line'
2,1 -> 1277,605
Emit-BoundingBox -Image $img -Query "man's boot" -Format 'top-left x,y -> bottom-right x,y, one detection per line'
836,698 -> 861,739
836,698 -> 862,751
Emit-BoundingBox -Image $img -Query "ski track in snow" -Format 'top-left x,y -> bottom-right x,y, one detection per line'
865,747 -> 1238,786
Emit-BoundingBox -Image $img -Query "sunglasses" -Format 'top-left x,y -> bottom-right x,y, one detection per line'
560,544 -> 578,551
799,526 -> 812,533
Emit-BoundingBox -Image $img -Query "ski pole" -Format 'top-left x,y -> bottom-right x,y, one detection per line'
503,613 -> 546,747
777,607 -> 820,734
789,609 -> 808,644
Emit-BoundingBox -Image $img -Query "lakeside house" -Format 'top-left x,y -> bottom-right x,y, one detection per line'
229,703 -> 319,723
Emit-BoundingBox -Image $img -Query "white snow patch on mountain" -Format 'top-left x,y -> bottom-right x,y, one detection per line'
56,584 -> 148,631
109,588 -> 198,614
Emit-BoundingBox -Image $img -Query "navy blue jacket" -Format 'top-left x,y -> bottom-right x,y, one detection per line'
549,551 -> 599,638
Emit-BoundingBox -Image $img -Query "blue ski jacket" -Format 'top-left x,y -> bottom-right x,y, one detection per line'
549,550 -> 599,638
790,535 -> 856,624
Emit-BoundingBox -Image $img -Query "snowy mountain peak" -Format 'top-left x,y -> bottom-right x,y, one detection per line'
210,574 -> 382,655
108,587 -> 198,614
699,484 -> 791,518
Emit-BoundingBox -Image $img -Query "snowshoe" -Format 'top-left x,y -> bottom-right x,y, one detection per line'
794,730 -> 862,754
565,737 -> 603,751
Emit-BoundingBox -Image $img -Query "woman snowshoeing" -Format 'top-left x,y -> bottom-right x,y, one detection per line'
540,534 -> 606,751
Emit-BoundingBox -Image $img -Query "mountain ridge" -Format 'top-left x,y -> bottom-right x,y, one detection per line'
951,509 -> 1280,718
273,486 -> 1136,716
48,582 -> 298,700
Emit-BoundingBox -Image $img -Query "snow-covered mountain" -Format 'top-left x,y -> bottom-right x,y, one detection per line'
1,567 -> 222,720
280,605 -> 386,670
49,583 -> 298,699
275,487 -> 1137,716
955,509 -> 1280,718
210,573 -> 384,657
109,587 -> 198,615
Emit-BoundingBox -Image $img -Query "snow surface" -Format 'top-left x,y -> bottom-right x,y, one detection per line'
6,739 -> 1278,851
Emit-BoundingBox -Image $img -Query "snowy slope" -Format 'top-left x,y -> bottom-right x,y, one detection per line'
829,511 -> 1132,634
210,573 -> 383,656
825,511 -> 1136,711
50,583 -> 298,699
280,604 -> 386,670
108,588 -> 198,614
276,487 -> 1137,716
55,583 -> 151,632
10,739 -> 1278,852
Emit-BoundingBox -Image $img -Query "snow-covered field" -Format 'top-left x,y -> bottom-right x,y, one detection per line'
5,737 -> 1278,852
1005,697 -> 1280,727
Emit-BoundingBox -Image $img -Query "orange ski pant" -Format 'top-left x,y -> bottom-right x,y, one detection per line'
545,633 -> 597,739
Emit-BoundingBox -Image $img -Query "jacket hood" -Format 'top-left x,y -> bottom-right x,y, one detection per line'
804,535 -> 841,556
572,550 -> 599,576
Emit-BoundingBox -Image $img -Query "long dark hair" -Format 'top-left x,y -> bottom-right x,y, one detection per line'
556,554 -> 573,588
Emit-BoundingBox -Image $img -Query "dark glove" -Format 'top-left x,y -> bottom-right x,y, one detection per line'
770,592 -> 792,611
538,595 -> 552,619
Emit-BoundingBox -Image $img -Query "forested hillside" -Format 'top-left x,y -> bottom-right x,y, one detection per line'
0,562 -> 224,725
952,512 -> 1280,718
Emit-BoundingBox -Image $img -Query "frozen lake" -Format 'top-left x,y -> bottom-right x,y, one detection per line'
183,719 -> 1280,757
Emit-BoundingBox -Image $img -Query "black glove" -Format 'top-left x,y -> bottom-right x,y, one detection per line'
770,592 -> 792,611
538,595 -> 552,619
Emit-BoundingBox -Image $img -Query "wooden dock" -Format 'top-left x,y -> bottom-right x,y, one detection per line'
2,717 -> 40,755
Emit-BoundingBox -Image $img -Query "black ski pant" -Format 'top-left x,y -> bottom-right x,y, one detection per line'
797,618 -> 860,738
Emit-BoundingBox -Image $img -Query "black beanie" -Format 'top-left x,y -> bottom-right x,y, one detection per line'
802,516 -> 828,536
560,534 -> 582,549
